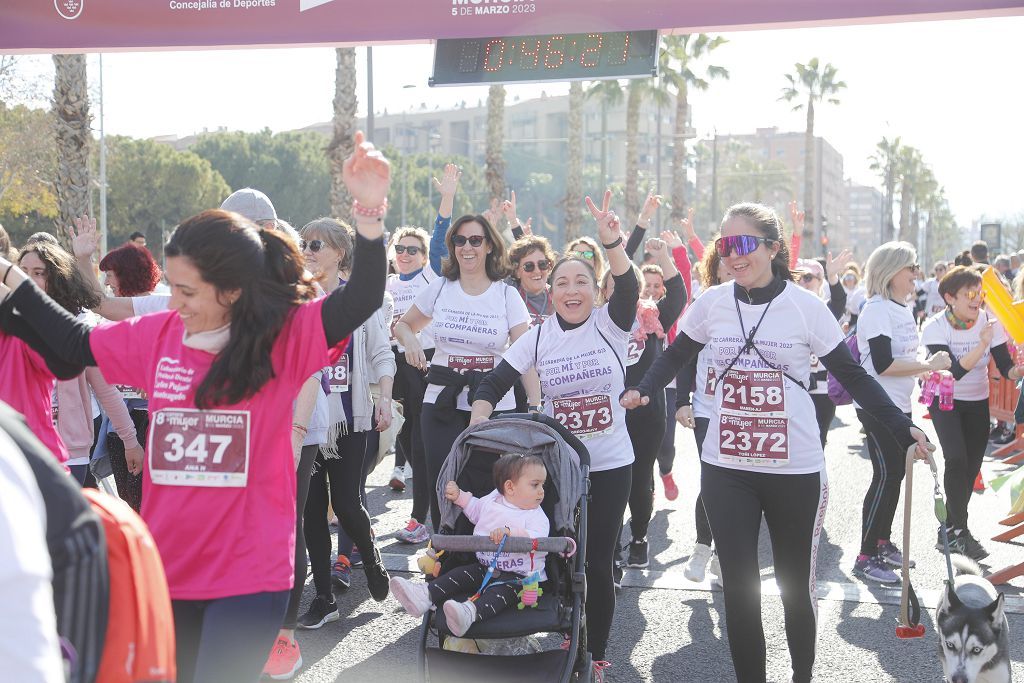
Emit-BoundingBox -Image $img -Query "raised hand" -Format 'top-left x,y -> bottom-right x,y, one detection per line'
645,237 -> 669,261
825,248 -> 853,282
660,229 -> 683,250
482,197 -> 502,230
788,200 -> 805,234
342,130 -> 391,209
680,206 -> 697,241
638,191 -> 662,227
501,190 -> 519,227
432,163 -> 462,198
585,189 -> 622,247
522,217 -> 533,236
68,215 -> 100,260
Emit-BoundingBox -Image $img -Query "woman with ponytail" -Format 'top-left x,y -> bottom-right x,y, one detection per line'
622,203 -> 932,683
0,132 -> 390,683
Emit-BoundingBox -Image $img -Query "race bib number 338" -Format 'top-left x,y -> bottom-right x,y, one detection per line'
149,408 -> 251,487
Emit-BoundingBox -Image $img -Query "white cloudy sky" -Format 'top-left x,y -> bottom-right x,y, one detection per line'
11,15 -> 1024,225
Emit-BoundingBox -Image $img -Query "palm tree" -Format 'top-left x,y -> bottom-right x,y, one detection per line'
485,84 -> 506,208
328,48 -> 357,219
585,80 -> 625,190
779,58 -> 846,256
623,78 -> 671,221
896,145 -> 922,245
660,34 -> 728,220
52,54 -> 90,237
720,156 -> 794,206
868,136 -> 901,243
563,81 -> 584,243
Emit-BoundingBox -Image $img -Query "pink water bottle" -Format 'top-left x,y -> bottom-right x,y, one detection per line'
938,371 -> 955,411
919,371 -> 941,406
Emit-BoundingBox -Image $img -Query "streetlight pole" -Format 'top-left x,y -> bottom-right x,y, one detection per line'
366,47 -> 374,141
98,53 -> 107,256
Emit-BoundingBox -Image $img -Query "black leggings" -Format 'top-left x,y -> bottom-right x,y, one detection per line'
303,431 -> 374,597
657,387 -> 677,476
420,402 -> 476,532
394,353 -> 429,519
692,417 -> 713,547
810,393 -> 836,448
701,461 -> 828,683
282,444 -> 319,630
929,398 -> 989,532
857,409 -> 911,556
625,391 -> 666,541
428,563 -> 520,621
586,464 -> 632,661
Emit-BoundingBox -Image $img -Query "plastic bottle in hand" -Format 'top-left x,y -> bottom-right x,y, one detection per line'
938,371 -> 955,411
919,371 -> 941,406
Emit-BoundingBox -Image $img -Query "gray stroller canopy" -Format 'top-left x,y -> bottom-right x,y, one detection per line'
436,418 -> 585,533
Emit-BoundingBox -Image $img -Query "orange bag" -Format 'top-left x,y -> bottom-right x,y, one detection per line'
83,490 -> 176,683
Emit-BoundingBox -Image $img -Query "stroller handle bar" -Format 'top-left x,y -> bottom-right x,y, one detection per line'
430,534 -> 577,556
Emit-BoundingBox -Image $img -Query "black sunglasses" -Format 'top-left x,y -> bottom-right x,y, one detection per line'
300,239 -> 324,253
521,259 -> 551,273
453,234 -> 486,248
394,245 -> 422,256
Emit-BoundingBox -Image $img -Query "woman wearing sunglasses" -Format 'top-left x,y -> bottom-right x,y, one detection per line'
565,235 -> 607,283
393,212 -> 539,532
852,241 -> 951,585
509,235 -> 557,327
622,204 -> 932,683
922,265 -> 1022,560
471,190 -> 637,669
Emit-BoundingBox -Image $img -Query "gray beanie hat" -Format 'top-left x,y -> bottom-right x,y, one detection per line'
220,188 -> 277,223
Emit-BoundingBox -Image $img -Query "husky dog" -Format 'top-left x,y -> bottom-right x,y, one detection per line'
935,557 -> 1011,683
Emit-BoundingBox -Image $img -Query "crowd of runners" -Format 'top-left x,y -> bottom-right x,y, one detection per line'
1,132 -> 1018,683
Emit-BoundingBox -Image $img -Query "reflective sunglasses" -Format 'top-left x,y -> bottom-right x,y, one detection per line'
452,234 -> 486,248
571,249 -> 596,260
521,259 -> 551,273
394,244 -> 422,256
908,264 -> 921,274
714,234 -> 775,258
963,288 -> 985,302
300,239 -> 324,253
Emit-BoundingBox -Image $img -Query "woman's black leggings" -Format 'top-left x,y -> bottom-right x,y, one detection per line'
857,409 -> 911,557
701,461 -> 829,683
303,431 -> 373,597
810,394 -> 836,448
283,443 -> 319,630
692,417 -> 713,547
419,402 -> 472,532
929,398 -> 989,532
657,387 -> 677,476
625,390 -> 666,541
586,464 -> 632,662
394,353 -> 429,520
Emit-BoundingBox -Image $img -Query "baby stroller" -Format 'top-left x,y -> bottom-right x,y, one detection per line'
417,413 -> 593,682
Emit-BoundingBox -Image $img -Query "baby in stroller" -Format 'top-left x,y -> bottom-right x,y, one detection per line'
390,453 -> 550,636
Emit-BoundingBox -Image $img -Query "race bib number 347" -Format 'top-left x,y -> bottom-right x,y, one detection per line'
149,408 -> 251,487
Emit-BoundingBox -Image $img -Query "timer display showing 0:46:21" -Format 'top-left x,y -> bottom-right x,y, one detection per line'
430,30 -> 658,86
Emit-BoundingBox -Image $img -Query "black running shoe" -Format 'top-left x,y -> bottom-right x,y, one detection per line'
297,595 -> 339,630
625,539 -> 649,569
950,530 -> 990,561
363,546 -> 390,602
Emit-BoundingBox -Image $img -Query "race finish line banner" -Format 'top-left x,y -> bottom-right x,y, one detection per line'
3,0 -> 1022,52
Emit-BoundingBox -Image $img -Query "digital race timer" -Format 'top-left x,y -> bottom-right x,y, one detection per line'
430,30 -> 659,86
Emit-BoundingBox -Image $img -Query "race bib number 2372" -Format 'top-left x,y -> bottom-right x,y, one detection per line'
148,408 -> 251,487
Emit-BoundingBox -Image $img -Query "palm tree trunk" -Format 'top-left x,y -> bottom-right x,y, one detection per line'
898,178 -> 912,243
563,82 -> 584,244
670,84 -> 688,221
52,54 -> 90,240
328,48 -> 357,220
624,81 -> 642,221
485,85 -> 506,206
885,164 -> 897,243
802,97 -> 815,257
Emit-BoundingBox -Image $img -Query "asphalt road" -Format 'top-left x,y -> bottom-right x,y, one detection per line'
289,401 -> 1024,682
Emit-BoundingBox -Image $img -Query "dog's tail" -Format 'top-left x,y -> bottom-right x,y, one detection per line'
950,554 -> 983,577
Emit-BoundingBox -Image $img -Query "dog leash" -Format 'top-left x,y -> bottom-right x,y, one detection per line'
897,446 -> 954,638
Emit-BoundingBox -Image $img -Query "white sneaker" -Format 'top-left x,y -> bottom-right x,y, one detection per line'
389,467 -> 406,491
709,552 -> 723,588
402,463 -> 412,480
683,543 -> 713,582
390,577 -> 432,617
443,600 -> 478,637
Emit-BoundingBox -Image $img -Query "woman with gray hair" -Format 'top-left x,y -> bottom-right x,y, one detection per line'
853,241 -> 950,584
